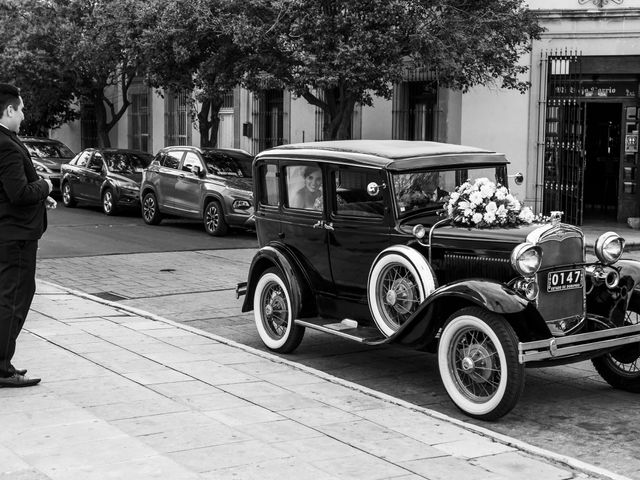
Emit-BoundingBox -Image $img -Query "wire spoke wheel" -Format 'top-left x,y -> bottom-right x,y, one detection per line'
378,263 -> 420,329
593,307 -> 640,390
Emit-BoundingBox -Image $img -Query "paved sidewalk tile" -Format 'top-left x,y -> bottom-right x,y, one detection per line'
0,282 -> 622,480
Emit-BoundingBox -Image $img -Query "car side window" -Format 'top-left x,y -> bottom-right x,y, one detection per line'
285,163 -> 323,211
258,163 -> 279,206
181,152 -> 203,173
75,151 -> 91,167
87,154 -> 103,171
162,151 -> 182,169
333,168 -> 384,218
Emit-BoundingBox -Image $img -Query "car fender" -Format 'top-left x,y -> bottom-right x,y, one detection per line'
377,279 -> 534,349
616,259 -> 640,293
201,191 -> 226,217
241,244 -> 313,314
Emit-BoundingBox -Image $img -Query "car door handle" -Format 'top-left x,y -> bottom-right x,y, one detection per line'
323,222 -> 334,231
312,220 -> 323,229
179,174 -> 185,178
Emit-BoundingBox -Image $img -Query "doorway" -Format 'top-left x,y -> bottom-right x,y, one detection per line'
583,102 -> 622,221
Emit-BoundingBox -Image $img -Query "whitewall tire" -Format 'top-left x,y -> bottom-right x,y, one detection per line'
253,268 -> 304,353
368,246 -> 436,337
437,306 -> 524,420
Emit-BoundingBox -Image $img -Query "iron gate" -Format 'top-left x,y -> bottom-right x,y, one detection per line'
540,51 -> 586,225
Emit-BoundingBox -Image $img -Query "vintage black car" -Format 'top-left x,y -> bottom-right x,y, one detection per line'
237,140 -> 640,420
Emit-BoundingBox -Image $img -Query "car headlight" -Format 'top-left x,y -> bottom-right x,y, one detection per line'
510,242 -> 542,277
233,199 -> 252,210
412,224 -> 427,241
113,180 -> 139,191
594,231 -> 624,265
33,161 -> 52,174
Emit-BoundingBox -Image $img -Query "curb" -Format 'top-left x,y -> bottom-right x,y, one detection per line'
36,279 -> 633,480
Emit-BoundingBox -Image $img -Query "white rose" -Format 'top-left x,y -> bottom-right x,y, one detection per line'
449,192 -> 459,202
480,183 -> 496,199
464,208 -> 474,217
495,188 -> 507,201
458,201 -> 470,210
496,204 -> 507,218
472,212 -> 483,224
518,206 -> 534,223
485,201 -> 497,214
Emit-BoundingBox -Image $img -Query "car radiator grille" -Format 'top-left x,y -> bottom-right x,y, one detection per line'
534,228 -> 585,335
442,254 -> 513,284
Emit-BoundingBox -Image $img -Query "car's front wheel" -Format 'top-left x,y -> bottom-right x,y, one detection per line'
61,182 -> 77,207
592,305 -> 640,392
204,199 -> 228,236
142,192 -> 162,225
438,306 -> 525,420
253,267 -> 305,353
102,188 -> 117,216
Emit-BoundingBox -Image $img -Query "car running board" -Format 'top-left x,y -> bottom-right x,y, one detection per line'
294,317 -> 386,344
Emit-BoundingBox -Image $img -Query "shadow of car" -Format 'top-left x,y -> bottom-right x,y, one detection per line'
140,146 -> 254,236
60,148 -> 152,215
20,137 -> 75,196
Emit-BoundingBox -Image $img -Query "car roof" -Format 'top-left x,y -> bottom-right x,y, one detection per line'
161,146 -> 253,157
20,137 -> 66,144
257,140 -> 508,171
84,148 -> 151,155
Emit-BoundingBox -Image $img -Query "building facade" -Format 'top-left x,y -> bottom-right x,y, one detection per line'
53,0 -> 640,225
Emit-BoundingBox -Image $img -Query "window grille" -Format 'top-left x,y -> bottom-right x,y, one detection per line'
252,89 -> 284,152
129,82 -> 151,152
392,80 -> 438,141
80,103 -> 98,148
165,92 -> 190,146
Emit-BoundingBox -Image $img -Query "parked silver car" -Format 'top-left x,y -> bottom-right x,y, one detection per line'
21,137 -> 75,195
140,146 -> 254,236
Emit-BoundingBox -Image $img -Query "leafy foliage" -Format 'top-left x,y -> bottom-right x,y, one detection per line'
228,0 -> 543,140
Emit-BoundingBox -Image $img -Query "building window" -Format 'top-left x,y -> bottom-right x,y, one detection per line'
80,103 -> 98,149
252,89 -> 284,152
392,79 -> 438,141
165,92 -> 190,146
129,82 -> 151,152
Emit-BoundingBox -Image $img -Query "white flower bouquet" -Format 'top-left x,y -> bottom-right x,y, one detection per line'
443,178 -> 540,228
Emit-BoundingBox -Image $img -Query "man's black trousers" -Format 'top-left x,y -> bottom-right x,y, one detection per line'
0,239 -> 37,377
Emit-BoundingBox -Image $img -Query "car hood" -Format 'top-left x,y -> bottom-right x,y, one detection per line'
430,223 -> 554,252
110,172 -> 143,185
224,176 -> 252,191
33,157 -> 70,169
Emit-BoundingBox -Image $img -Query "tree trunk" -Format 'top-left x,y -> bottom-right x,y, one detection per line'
321,86 -> 356,140
198,97 -> 224,147
94,97 -> 111,148
197,100 -> 212,147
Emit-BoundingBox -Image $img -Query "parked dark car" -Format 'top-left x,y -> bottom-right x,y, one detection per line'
60,148 -> 152,215
140,146 -> 254,236
237,140 -> 640,420
20,137 -> 75,195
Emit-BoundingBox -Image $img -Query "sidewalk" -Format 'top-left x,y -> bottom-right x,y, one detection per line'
0,282 -> 631,480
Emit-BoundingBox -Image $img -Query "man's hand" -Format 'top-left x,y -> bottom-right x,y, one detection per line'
45,196 -> 57,210
44,178 -> 53,194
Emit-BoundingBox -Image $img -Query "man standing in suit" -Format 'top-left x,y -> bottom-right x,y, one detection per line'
0,83 -> 55,387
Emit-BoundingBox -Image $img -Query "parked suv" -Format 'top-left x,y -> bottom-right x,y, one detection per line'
140,146 -> 254,236
20,137 -> 75,195
237,140 -> 640,420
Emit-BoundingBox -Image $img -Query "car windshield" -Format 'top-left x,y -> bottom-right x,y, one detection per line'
392,165 -> 506,216
25,142 -> 74,159
103,152 -> 152,174
202,151 -> 253,178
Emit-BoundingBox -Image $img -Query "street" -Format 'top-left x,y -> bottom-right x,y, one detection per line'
36,204 -> 640,479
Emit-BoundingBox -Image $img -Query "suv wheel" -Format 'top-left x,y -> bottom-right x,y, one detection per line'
438,306 -> 525,420
142,192 -> 162,225
61,182 -> 77,207
102,188 -> 117,216
253,267 -> 305,353
204,199 -> 228,236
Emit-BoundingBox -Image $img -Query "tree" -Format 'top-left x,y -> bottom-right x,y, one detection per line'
141,0 -> 244,147
229,0 -> 543,140
0,1 -> 78,136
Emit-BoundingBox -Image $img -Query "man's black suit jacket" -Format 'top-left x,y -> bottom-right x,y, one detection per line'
0,125 -> 49,241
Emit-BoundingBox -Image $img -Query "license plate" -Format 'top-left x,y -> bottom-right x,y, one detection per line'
547,269 -> 583,292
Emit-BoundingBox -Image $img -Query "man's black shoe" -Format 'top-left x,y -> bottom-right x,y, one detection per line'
12,368 -> 27,376
0,374 -> 41,388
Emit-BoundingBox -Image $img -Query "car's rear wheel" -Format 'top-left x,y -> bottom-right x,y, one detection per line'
61,182 -> 77,207
102,188 -> 117,216
438,306 -> 525,420
204,199 -> 228,236
592,306 -> 640,392
142,192 -> 162,225
368,247 -> 436,337
253,267 -> 305,353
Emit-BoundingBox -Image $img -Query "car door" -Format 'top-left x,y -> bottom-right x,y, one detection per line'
325,165 -> 392,312
174,151 -> 205,215
64,151 -> 92,199
279,160 -> 333,298
156,149 -> 185,211
82,152 -> 105,201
